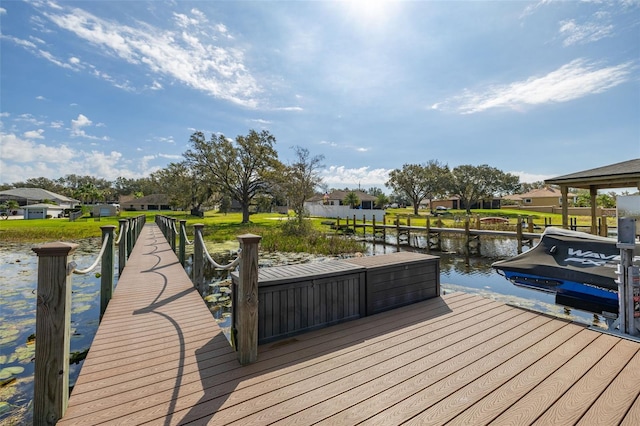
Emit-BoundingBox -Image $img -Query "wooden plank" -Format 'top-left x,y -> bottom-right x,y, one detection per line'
489,332 -> 622,425
533,338 -> 640,425
167,301 -> 524,425
577,347 -> 640,425
405,323 -> 589,425
448,328 -> 599,425
112,294 -> 491,424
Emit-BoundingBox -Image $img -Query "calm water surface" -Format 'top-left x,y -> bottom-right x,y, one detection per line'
0,234 -> 607,424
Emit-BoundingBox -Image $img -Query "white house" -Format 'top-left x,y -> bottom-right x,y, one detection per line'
22,203 -> 64,219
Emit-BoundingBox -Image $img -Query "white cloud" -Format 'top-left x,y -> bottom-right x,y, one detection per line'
35,95 -> 46,100
320,165 -> 391,187
508,171 -> 554,184
69,56 -> 81,64
439,59 -> 633,114
0,34 -> 37,49
158,154 -> 183,160
559,19 -> 613,46
0,132 -> 75,163
71,113 -> 92,131
50,120 -> 64,128
275,106 -> 304,112
0,7 -> 6,15
70,113 -> 109,140
23,129 -> 45,139
39,4 -> 260,107
251,118 -> 271,125
0,132 -> 162,182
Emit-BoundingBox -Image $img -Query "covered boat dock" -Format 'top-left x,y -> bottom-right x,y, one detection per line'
544,158 -> 640,234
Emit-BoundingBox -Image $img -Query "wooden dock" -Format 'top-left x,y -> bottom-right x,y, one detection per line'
58,223 -> 640,425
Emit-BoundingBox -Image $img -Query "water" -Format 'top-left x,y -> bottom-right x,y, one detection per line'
0,234 -> 608,424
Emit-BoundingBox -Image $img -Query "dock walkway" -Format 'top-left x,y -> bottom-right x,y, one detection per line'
59,223 -> 640,425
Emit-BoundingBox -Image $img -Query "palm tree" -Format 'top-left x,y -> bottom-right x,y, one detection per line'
343,191 -> 360,209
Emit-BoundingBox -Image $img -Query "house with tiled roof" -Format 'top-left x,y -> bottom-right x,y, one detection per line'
502,187 -> 577,207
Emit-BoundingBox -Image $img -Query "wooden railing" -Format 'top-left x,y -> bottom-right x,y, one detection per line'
31,215 -> 145,425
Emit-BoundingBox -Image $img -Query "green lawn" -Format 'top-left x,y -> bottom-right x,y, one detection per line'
0,207 -> 611,245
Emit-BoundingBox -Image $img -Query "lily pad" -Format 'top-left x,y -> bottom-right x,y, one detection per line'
0,366 -> 24,380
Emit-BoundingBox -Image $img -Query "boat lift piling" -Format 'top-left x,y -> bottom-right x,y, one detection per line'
616,217 -> 639,338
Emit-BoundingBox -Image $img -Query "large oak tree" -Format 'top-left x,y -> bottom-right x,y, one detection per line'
184,129 -> 281,223
386,161 -> 450,215
449,164 -> 520,213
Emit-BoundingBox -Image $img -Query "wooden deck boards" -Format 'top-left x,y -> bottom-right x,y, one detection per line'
58,223 -> 640,425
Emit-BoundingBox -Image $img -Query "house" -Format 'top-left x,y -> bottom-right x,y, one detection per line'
308,190 -> 378,209
92,204 -> 120,217
0,188 -> 79,209
502,187 -> 577,207
22,203 -> 64,219
430,196 -> 501,210
122,194 -> 171,211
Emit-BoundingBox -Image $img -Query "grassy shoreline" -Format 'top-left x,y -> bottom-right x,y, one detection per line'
0,208 -> 608,247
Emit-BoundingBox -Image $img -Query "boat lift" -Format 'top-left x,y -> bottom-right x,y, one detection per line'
611,216 -> 640,339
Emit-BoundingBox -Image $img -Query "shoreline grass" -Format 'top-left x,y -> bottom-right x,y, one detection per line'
0,208 -> 610,248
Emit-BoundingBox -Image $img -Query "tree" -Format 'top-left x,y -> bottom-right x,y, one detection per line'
520,181 -> 547,193
375,193 -> 390,208
343,191 -> 360,209
73,183 -> 102,205
151,161 -> 214,211
448,164 -> 520,214
597,192 -> 616,208
184,129 -> 281,223
386,161 -> 450,215
1,200 -> 19,219
282,146 -> 324,225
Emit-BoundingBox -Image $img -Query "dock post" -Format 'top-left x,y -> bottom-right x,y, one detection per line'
32,242 -> 78,426
372,215 -> 376,242
601,215 -> 608,237
100,225 -> 116,321
236,233 -> 262,364
528,216 -> 534,233
475,215 -> 481,229
170,218 -> 177,253
127,218 -> 134,258
179,220 -> 187,266
193,224 -> 205,294
407,216 -> 411,247
118,219 -> 128,276
353,214 -> 357,234
396,215 -> 400,248
464,217 -> 470,247
516,217 -> 523,254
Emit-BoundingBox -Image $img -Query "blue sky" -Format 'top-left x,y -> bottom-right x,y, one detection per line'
1,0 -> 639,190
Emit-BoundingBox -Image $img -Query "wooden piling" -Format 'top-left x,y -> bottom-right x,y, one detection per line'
179,219 -> 187,266
236,233 -> 261,365
100,225 -> 115,321
193,224 -> 205,294
118,219 -> 128,276
32,242 -> 77,426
